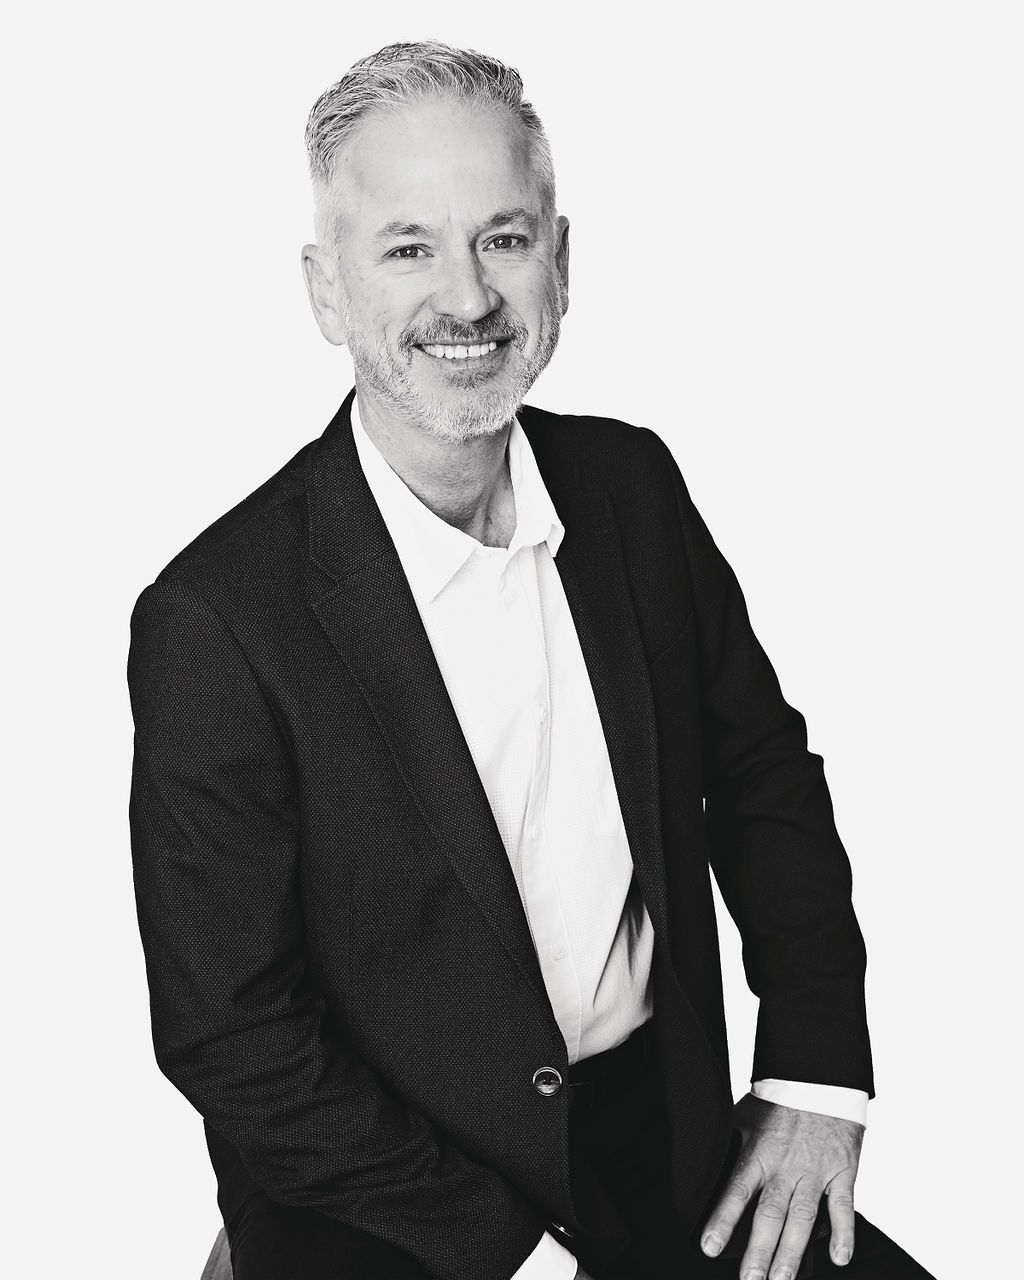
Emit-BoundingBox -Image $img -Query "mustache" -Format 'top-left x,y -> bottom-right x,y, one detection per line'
402,316 -> 528,348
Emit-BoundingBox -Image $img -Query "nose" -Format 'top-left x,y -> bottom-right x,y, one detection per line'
430,248 -> 500,324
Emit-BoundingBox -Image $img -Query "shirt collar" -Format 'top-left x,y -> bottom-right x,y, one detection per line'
350,395 -> 565,606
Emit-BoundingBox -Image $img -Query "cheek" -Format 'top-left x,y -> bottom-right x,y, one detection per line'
502,272 -> 561,346
348,269 -> 425,335
500,261 -> 562,316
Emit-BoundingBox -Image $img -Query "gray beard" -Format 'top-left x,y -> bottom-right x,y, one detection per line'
343,307 -> 562,445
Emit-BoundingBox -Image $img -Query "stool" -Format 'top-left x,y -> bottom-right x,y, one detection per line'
200,1227 -> 233,1280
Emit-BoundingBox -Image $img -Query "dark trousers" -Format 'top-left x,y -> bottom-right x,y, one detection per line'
213,1025 -> 934,1279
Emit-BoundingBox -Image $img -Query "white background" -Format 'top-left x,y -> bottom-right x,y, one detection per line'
5,4 -> 1020,1277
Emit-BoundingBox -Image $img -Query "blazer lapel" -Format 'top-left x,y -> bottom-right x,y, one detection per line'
540,478 -> 671,945
529,429 -> 728,1087
303,392 -> 551,1006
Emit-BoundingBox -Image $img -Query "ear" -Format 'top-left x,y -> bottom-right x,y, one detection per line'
301,244 -> 348,346
554,215 -> 570,317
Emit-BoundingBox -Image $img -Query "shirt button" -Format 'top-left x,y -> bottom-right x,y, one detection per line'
551,944 -> 566,961
529,826 -> 540,842
532,1066 -> 563,1096
538,705 -> 548,723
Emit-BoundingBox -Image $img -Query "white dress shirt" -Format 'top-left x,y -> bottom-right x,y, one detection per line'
350,397 -> 868,1280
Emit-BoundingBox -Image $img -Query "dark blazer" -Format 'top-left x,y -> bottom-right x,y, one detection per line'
127,389 -> 872,1280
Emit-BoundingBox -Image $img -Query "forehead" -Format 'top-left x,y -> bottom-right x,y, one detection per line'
333,96 -> 544,234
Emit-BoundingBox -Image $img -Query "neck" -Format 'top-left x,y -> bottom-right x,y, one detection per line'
354,380 -> 516,548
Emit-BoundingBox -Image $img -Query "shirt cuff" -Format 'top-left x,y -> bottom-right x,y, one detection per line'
510,1229 -> 578,1279
751,1078 -> 869,1126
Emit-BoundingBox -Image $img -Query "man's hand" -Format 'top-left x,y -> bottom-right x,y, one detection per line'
701,1093 -> 864,1279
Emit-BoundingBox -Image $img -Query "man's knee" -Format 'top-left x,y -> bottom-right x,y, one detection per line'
226,1194 -> 429,1280
801,1211 -> 935,1279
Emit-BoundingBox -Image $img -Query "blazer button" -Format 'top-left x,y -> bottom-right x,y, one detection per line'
532,1066 -> 563,1096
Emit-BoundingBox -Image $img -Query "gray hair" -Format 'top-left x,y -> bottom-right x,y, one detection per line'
304,39 -> 557,247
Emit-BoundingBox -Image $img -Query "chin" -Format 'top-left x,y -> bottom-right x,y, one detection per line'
416,392 -> 522,444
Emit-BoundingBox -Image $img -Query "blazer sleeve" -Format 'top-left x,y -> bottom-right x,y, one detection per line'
647,431 -> 874,1098
127,576 -> 546,1280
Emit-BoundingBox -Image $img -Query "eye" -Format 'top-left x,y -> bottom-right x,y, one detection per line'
486,234 -> 527,251
389,245 -> 429,260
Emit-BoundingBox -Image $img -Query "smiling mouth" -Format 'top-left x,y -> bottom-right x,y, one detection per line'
415,338 -> 512,361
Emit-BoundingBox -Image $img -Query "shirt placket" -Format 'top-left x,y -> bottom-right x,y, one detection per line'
506,545 -> 583,1061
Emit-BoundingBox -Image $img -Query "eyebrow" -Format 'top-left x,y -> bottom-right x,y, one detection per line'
480,207 -> 540,235
374,207 -> 541,241
376,221 -> 434,240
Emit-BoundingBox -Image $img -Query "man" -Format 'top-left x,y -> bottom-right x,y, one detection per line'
127,41 -> 933,1280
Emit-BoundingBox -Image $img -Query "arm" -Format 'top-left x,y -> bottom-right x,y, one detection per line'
645,432 -> 873,1274
127,577 -> 545,1280
651,432 -> 873,1096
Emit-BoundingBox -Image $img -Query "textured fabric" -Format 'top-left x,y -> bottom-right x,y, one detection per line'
225,1198 -> 430,1278
127,390 -> 873,1280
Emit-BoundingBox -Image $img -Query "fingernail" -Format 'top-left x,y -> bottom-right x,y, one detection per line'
771,1270 -> 793,1280
833,1245 -> 851,1265
742,1271 -> 765,1280
701,1231 -> 723,1256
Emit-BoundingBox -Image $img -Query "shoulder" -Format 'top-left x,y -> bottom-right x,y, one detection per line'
132,434 -> 318,622
518,401 -> 684,498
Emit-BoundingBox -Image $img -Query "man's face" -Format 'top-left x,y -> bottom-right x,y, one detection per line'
316,95 -> 569,443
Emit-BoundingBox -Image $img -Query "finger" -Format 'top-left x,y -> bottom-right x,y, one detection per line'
738,1180 -> 793,1280
700,1163 -> 761,1258
765,1183 -> 825,1280
825,1172 -> 856,1266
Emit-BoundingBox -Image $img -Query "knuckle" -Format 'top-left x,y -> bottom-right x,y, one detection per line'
829,1190 -> 855,1211
755,1196 -> 789,1222
787,1198 -> 820,1223
724,1179 -> 753,1205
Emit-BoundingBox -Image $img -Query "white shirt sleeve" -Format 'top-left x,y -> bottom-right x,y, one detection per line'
510,1229 -> 579,1279
751,1078 -> 869,1126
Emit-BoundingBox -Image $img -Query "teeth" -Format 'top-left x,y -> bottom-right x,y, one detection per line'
421,341 -> 502,359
